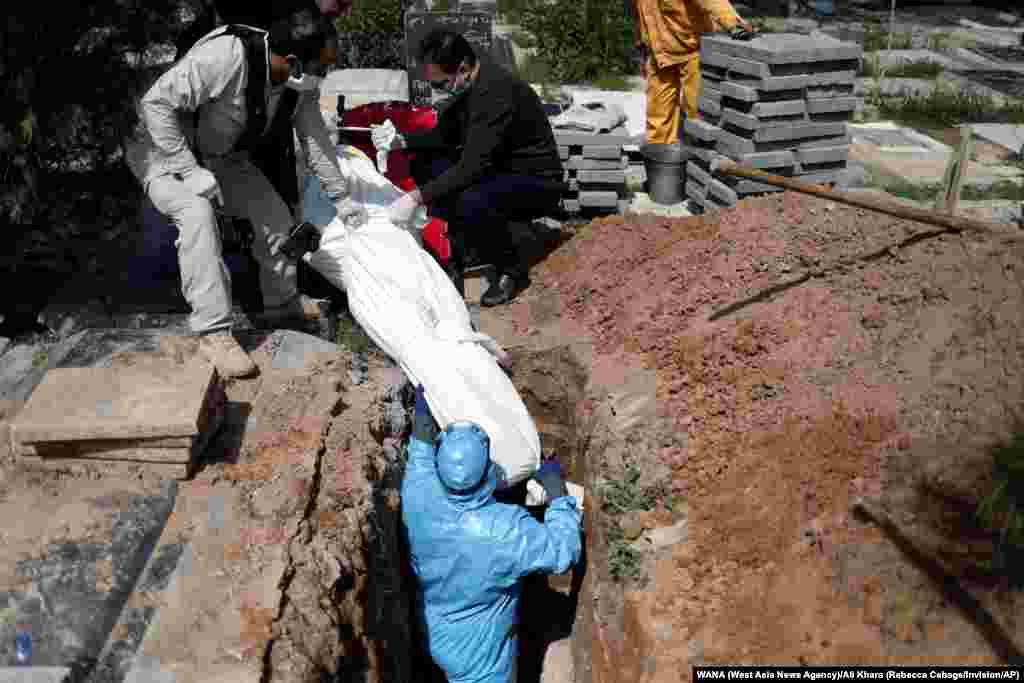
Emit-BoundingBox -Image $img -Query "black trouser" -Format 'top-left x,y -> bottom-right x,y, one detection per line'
411,153 -> 565,284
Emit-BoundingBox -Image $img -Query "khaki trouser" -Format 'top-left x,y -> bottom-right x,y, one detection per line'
146,154 -> 299,334
645,50 -> 702,144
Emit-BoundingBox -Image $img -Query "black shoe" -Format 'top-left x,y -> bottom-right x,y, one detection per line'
481,273 -> 529,307
445,263 -> 466,298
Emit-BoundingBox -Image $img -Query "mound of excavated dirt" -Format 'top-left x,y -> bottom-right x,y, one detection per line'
496,193 -> 1024,678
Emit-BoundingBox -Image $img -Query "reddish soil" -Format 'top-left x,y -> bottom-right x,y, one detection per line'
490,193 -> 1024,677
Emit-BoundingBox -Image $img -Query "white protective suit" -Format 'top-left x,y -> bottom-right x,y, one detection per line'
125,25 -> 350,333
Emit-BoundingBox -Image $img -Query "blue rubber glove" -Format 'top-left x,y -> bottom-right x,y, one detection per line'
534,459 -> 568,502
411,384 -> 437,444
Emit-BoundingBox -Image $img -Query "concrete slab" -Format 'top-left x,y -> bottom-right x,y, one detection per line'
969,124 -> 1024,155
758,75 -> 809,91
685,146 -> 723,166
751,100 -> 807,117
12,363 -> 218,443
795,145 -> 849,165
722,109 -> 805,131
575,170 -> 626,184
702,32 -> 861,65
871,49 -> 957,70
716,128 -> 852,156
700,49 -> 731,71
724,150 -> 796,169
805,83 -> 857,98
0,482 -> 176,670
732,179 -> 785,196
578,191 -> 620,208
804,70 -> 856,87
707,177 -> 739,206
686,162 -> 713,188
719,54 -> 771,79
0,669 -> 71,682
701,85 -> 722,103
853,146 -> 1024,188
683,118 -> 719,142
943,72 -> 1018,100
789,171 -> 839,187
90,542 -> 185,682
565,155 -> 628,170
19,440 -> 194,463
835,161 -> 869,190
697,95 -> 721,118
722,82 -> 759,103
685,182 -> 707,205
874,78 -> 938,98
552,131 -> 634,147
581,145 -> 624,160
849,122 -> 951,155
806,97 -> 860,114
727,121 -> 848,143
945,47 -> 1011,72
266,329 -> 342,371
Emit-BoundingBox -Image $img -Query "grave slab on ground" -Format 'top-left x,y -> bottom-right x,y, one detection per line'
872,78 -> 938,98
0,669 -> 71,682
0,482 -> 177,672
849,121 -> 1024,191
11,363 -> 219,444
969,124 -> 1024,155
849,122 -> 951,159
870,49 -> 957,70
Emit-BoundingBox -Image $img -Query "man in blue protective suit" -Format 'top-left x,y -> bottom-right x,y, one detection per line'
401,385 -> 583,683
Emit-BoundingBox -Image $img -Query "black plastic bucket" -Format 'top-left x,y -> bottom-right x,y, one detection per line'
641,143 -> 687,205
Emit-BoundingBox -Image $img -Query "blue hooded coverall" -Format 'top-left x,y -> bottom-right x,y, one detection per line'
401,432 -> 583,683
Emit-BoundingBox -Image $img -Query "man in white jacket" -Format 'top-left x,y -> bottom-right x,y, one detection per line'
125,5 -> 357,378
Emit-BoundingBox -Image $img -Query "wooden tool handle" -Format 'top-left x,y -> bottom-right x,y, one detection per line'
715,160 -> 1020,238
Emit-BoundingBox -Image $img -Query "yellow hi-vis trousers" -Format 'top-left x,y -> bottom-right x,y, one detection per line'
645,51 -> 702,145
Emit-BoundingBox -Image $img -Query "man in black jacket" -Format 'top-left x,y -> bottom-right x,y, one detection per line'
372,29 -> 565,307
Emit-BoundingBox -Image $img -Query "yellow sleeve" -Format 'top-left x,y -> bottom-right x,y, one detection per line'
693,0 -> 742,32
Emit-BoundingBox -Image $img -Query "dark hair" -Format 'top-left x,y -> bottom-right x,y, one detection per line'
417,29 -> 477,73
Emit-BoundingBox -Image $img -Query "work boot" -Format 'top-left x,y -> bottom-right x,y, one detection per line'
256,294 -> 326,329
480,272 -> 530,307
198,330 -> 259,379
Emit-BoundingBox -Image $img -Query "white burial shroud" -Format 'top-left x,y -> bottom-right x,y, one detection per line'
302,146 -> 541,488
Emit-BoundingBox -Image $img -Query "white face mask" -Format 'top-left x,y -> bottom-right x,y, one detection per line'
285,73 -> 322,92
429,64 -> 472,105
283,54 -> 324,92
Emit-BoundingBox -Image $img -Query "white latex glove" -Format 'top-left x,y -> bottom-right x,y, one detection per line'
387,190 -> 421,225
335,197 -> 367,227
525,479 -> 549,507
371,120 -> 405,152
567,482 -> 586,516
285,73 -> 322,92
180,167 -> 223,205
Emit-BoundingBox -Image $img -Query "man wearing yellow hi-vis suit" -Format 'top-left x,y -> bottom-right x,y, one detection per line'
632,0 -> 751,144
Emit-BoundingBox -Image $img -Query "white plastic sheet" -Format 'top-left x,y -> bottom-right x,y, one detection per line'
303,147 -> 542,488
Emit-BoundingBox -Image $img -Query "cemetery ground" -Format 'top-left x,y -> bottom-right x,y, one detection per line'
0,2 -> 1023,681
